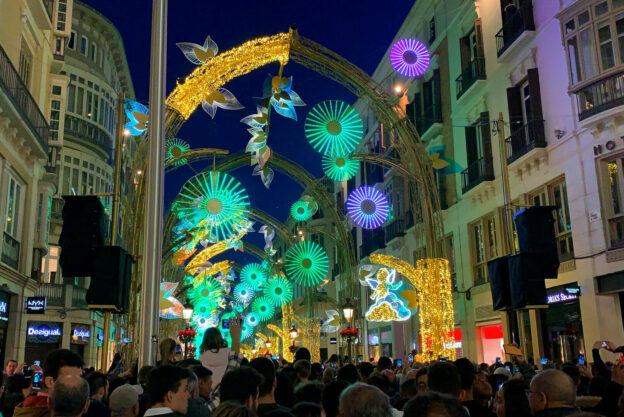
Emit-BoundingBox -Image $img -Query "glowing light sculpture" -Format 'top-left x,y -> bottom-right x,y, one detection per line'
284,241 -> 329,287
240,263 -> 267,290
176,35 -> 219,65
290,201 -> 313,221
359,266 -> 411,322
187,277 -> 223,307
389,38 -> 430,78
245,312 -> 260,328
252,297 -> 276,322
174,171 -> 250,243
304,100 -> 363,155
322,153 -> 359,182
165,138 -> 191,167
124,98 -> 149,136
233,284 -> 255,304
264,276 -> 294,307
346,186 -> 390,229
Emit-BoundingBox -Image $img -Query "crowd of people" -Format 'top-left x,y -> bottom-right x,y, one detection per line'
2,322 -> 624,417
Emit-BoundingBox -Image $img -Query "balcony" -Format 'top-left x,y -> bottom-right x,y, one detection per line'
42,0 -> 54,21
360,229 -> 385,259
0,44 -> 49,153
420,102 -> 443,137
495,3 -> 535,57
1,233 -> 20,270
456,58 -> 486,99
34,283 -> 89,310
461,157 -> 494,194
575,71 -> 624,121
505,119 -> 546,164
64,115 -> 113,157
404,210 -> 415,229
384,217 -> 406,243
35,283 -> 64,307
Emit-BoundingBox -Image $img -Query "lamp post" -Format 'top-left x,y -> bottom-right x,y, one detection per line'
181,299 -> 194,358
342,298 -> 355,362
290,325 -> 298,340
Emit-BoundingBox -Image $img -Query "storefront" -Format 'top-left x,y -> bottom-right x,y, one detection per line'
70,324 -> 90,360
445,329 -> 463,359
476,324 -> 504,364
543,283 -> 584,364
0,291 -> 10,366
25,321 -> 62,364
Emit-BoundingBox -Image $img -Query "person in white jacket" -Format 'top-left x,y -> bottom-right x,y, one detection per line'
198,326 -> 231,387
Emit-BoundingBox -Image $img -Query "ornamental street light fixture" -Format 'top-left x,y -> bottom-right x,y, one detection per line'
342,298 -> 354,325
182,299 -> 194,322
290,325 -> 298,340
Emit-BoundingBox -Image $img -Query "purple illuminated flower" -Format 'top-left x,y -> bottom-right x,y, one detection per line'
389,39 -> 430,78
346,186 -> 390,229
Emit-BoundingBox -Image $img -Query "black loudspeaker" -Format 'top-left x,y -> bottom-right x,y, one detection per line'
513,206 -> 560,278
488,257 -> 511,311
59,196 -> 106,277
87,246 -> 133,312
508,253 -> 548,309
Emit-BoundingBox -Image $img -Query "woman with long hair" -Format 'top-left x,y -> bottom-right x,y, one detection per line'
158,338 -> 177,366
199,327 -> 230,386
493,379 -> 531,417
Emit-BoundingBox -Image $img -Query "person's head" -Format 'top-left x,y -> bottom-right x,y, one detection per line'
479,363 -> 489,373
294,360 -> 311,381
294,348 -> 311,362
427,362 -> 461,399
176,359 -> 202,369
403,392 -> 464,417
561,364 -> 581,387
400,379 -> 419,399
336,364 -> 359,384
416,367 -> 428,393
249,357 -> 276,399
291,402 -> 322,417
5,359 -> 17,375
322,380 -> 349,417
274,370 -> 295,408
321,367 -> 336,384
212,401 -> 257,417
338,382 -> 391,417
310,363 -> 322,381
376,356 -> 392,371
365,374 -> 390,395
50,375 -> 90,417
473,370 -> 493,401
138,365 -> 155,388
44,349 -> 84,392
191,365 -> 213,400
187,371 -> 199,398
358,362 -> 374,380
493,379 -> 530,417
6,373 -> 29,396
220,366 -> 264,411
528,369 -> 576,414
294,381 -> 323,405
109,384 -> 139,417
86,372 -> 108,401
159,339 -> 177,365
200,328 -> 227,353
454,358 -> 475,399
146,365 -> 190,414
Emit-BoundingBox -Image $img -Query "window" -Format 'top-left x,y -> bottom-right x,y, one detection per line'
528,178 -> 574,261
55,38 -> 62,54
49,97 -> 61,142
80,36 -> 88,56
5,174 -> 23,240
67,83 -> 75,112
444,235 -> 456,290
76,86 -> 84,115
600,156 -> 624,248
91,43 -> 97,61
470,214 -> 498,286
41,246 -> 60,283
56,0 -> 67,31
18,40 -> 32,88
429,17 -> 436,44
68,31 -> 76,49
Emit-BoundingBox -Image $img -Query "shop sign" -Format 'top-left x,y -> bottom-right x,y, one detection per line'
0,291 -> 9,324
27,322 -> 62,344
71,324 -> 90,344
547,286 -> 580,304
25,297 -> 46,314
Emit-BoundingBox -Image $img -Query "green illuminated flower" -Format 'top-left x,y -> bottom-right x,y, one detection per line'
284,241 -> 329,287
322,153 -> 360,182
264,276 -> 294,307
290,201 -> 313,221
304,100 -> 364,155
174,171 -> 250,242
240,263 -> 267,290
165,138 -> 191,166
188,277 -> 223,308
252,297 -> 275,322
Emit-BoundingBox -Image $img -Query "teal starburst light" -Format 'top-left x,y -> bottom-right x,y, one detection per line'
252,297 -> 275,322
284,241 -> 329,287
290,201 -> 313,221
245,312 -> 260,328
322,153 -> 360,182
193,300 -> 214,318
188,277 -> 223,307
174,171 -> 250,242
304,100 -> 364,155
264,276 -> 294,307
233,283 -> 255,304
240,263 -> 267,290
165,138 -> 191,166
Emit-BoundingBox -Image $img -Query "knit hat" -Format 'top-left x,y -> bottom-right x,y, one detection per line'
109,384 -> 140,416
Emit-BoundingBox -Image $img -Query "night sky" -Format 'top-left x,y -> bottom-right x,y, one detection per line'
82,0 -> 414,263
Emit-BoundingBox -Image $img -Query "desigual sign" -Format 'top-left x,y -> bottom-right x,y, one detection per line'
27,322 -> 62,343
72,329 -> 90,338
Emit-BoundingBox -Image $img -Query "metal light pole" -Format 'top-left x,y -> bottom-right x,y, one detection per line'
138,0 -> 167,367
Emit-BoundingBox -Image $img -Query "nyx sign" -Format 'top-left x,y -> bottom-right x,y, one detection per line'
25,297 -> 46,314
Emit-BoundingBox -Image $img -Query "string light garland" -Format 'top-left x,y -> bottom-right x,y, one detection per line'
252,297 -> 276,322
346,186 -> 390,229
190,260 -> 232,284
304,100 -> 364,155
389,38 -> 430,77
264,276 -> 294,307
290,201 -> 313,221
185,228 -> 247,274
240,263 -> 267,290
284,241 -> 329,287
322,153 -> 359,182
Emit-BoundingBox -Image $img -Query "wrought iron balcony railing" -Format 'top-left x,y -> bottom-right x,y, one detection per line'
0,44 -> 49,153
384,217 -> 406,243
1,233 -> 20,270
505,119 -> 546,163
456,58 -> 486,99
421,102 -> 443,134
64,115 -> 113,156
461,157 -> 494,194
495,3 -> 535,57
360,229 -> 385,258
576,71 -> 624,121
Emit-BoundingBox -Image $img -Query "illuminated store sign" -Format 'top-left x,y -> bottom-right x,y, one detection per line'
73,329 -> 90,338
72,324 -> 90,344
25,297 -> 46,314
547,286 -> 580,304
0,291 -> 9,324
27,322 -> 62,343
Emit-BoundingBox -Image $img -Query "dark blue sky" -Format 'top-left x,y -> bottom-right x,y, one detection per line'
84,0 -> 414,263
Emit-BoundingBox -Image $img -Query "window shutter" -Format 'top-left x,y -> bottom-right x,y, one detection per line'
460,36 -> 471,70
433,69 -> 442,121
506,86 -> 523,133
479,112 -> 493,159
474,19 -> 484,59
527,68 -> 544,121
465,125 -> 478,165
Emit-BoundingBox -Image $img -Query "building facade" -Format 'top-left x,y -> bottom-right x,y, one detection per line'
347,0 -> 624,364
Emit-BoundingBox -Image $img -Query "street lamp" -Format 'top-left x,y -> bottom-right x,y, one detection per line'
342,298 -> 354,326
182,299 -> 194,322
290,325 -> 298,340
266,341 -> 271,349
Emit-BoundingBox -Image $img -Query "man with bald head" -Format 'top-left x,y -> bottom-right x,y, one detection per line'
528,369 -> 578,416
51,375 -> 90,417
